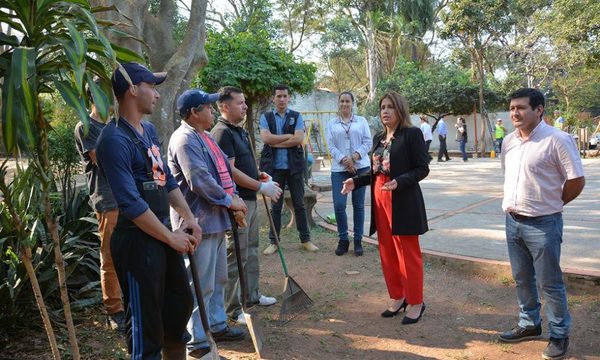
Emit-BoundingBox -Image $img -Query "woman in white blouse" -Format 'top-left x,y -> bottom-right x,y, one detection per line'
325,92 -> 372,256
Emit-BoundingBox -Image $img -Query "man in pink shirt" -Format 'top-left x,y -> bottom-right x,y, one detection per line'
499,88 -> 585,360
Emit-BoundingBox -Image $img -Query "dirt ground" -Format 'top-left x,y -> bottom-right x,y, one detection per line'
3,217 -> 600,360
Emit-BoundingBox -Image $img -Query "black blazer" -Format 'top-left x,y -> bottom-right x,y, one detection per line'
354,126 -> 429,236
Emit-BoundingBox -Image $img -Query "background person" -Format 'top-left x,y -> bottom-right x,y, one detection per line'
436,117 -> 451,162
168,89 -> 248,358
494,119 -> 506,154
342,91 -> 429,325
211,86 -> 280,325
455,117 -> 468,161
325,91 -> 372,256
499,88 -> 584,360
259,84 -> 318,254
74,84 -> 124,332
419,115 -> 433,163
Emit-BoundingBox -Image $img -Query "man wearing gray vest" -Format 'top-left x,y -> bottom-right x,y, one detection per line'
259,84 -> 318,254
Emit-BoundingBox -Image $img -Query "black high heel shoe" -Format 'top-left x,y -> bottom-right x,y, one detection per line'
381,300 -> 408,318
401,303 -> 426,324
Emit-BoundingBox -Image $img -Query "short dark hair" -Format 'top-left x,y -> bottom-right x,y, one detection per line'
510,88 -> 545,110
218,86 -> 243,103
272,84 -> 289,95
339,91 -> 354,102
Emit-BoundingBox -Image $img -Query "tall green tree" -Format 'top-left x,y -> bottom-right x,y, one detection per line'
376,58 -> 503,125
194,30 -> 316,145
0,1 -> 138,358
440,0 -> 514,152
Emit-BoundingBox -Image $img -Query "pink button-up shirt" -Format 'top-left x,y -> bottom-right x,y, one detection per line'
501,120 -> 584,217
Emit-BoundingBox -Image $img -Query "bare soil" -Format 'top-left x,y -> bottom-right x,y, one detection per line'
3,217 -> 600,360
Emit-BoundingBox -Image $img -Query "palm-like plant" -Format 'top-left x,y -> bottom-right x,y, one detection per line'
1,1 -> 142,358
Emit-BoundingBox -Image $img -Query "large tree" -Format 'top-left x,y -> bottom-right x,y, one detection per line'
376,58 -> 503,125
440,0 -> 514,152
90,0 -> 209,142
194,29 -> 316,145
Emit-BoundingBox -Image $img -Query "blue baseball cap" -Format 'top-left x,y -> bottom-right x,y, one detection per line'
111,62 -> 167,97
177,89 -> 219,118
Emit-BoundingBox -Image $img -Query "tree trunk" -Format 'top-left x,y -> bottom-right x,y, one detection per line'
365,14 -> 378,102
91,0 -> 209,144
21,246 -> 61,360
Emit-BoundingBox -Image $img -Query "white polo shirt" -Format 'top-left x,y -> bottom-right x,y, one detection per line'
501,120 -> 584,217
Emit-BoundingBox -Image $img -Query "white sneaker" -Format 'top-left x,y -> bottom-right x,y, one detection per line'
263,244 -> 278,255
257,295 -> 277,306
235,312 -> 247,325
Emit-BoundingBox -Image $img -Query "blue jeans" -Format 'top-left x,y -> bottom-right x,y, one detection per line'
505,212 -> 570,339
459,140 -> 467,161
495,138 -> 503,154
331,167 -> 369,242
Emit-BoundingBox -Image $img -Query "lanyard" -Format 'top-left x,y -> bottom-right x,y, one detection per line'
340,115 -> 354,138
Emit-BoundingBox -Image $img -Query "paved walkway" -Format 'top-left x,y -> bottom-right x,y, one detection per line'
312,157 -> 600,275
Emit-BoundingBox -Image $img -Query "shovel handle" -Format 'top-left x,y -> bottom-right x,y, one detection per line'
188,251 -> 212,336
228,210 -> 250,310
260,194 -> 290,276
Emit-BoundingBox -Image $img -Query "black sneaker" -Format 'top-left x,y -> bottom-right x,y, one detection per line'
212,325 -> 245,342
542,337 -> 569,360
188,347 -> 211,359
498,325 -> 542,343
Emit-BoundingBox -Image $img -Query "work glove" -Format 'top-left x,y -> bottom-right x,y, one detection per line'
258,180 -> 282,201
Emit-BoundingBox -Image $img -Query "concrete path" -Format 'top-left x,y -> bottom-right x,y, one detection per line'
312,157 -> 600,275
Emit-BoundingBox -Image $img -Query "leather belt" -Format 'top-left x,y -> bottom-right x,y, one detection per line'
508,212 -> 534,221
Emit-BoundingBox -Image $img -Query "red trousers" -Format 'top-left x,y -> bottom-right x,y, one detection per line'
373,174 -> 423,304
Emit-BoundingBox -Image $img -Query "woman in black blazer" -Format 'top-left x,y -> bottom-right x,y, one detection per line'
342,91 -> 429,324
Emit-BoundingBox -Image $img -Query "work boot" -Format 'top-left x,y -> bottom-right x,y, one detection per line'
263,244 -> 278,255
335,240 -> 349,256
354,240 -> 363,256
301,241 -> 319,252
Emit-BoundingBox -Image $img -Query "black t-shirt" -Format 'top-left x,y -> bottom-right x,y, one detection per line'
211,118 -> 259,201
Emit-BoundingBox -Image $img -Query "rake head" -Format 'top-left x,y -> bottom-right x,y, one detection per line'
279,276 -> 313,323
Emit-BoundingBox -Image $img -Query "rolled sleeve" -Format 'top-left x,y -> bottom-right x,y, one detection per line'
259,114 -> 269,130
556,133 -> 584,180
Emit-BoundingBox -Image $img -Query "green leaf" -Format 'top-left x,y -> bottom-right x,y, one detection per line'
65,21 -> 87,64
11,47 -> 37,123
112,43 -> 144,63
54,80 -> 88,125
85,73 -> 110,121
1,69 -> 19,152
0,33 -> 20,47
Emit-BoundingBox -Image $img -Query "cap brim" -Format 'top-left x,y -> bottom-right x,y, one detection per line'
152,72 -> 167,85
206,93 -> 219,103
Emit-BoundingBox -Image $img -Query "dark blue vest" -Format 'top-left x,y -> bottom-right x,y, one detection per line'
259,110 -> 305,175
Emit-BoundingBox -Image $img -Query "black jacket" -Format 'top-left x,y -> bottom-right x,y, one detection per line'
353,126 -> 429,236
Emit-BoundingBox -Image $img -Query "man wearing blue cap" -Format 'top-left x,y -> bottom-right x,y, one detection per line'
96,62 -> 202,359
168,88 -> 248,358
